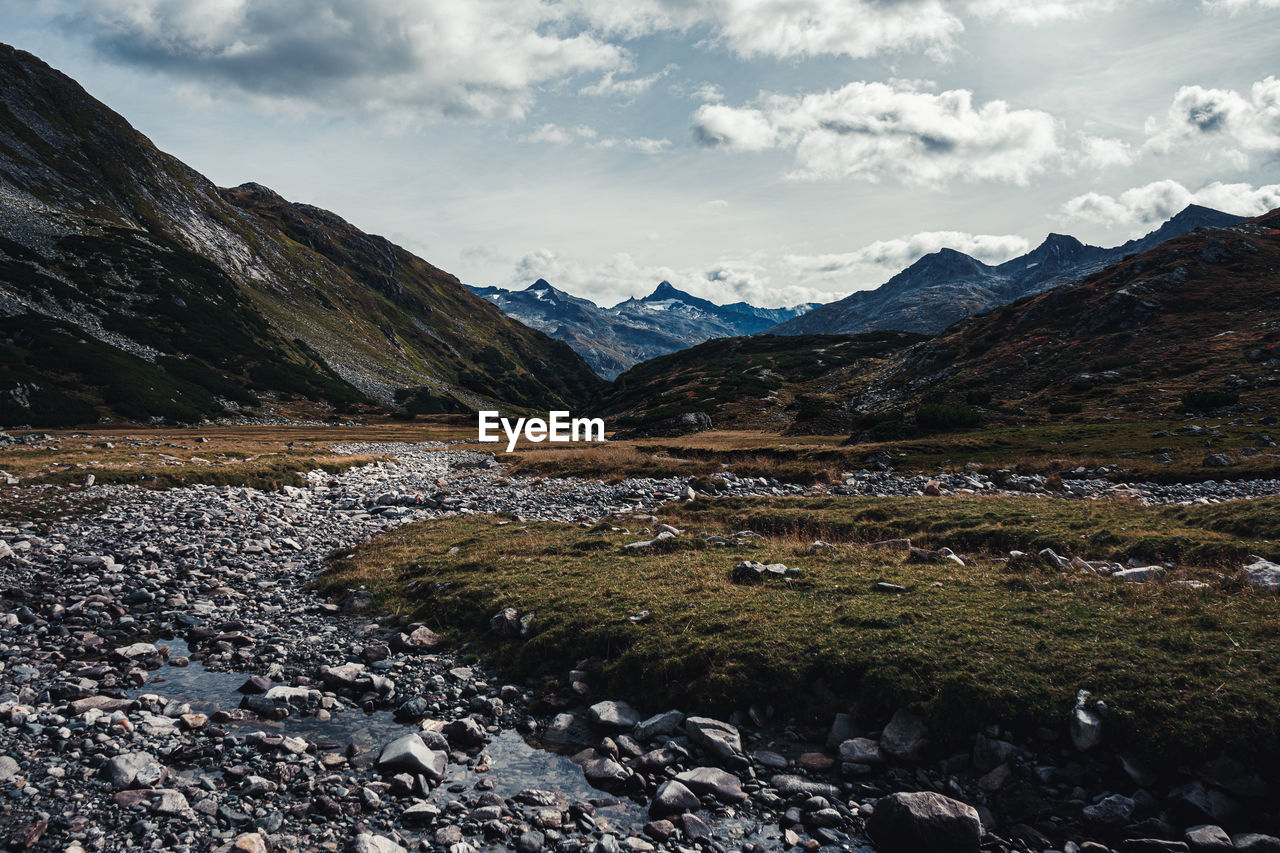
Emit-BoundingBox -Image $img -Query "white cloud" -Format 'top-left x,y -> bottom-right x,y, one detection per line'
1060,179 -> 1280,231
566,0 -> 966,61
1145,76 -> 1280,159
579,65 -> 675,98
1202,0 -> 1280,11
965,0 -> 1120,24
785,231 -> 1031,282
66,0 -> 624,121
1077,134 -> 1135,168
692,81 -> 1062,185
521,123 -> 669,154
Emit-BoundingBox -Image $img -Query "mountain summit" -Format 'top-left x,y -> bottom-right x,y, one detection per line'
768,205 -> 1247,337
470,280 -> 815,379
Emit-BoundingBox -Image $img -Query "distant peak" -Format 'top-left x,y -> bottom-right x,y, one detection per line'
1033,232 -> 1085,252
649,281 -> 683,298
526,279 -> 553,290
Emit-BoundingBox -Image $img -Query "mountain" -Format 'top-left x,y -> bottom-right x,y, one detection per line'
593,210 -> 1280,433
768,205 -> 1248,337
470,279 -> 815,379
0,43 -> 601,427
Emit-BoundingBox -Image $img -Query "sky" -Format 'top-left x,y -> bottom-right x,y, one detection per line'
6,0 -> 1280,308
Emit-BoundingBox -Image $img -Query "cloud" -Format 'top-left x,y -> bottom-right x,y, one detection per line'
785,231 -> 1031,281
566,0 -> 966,61
579,65 -> 675,98
1060,179 -> 1280,231
1202,0 -> 1280,11
63,0 -> 624,121
692,81 -> 1062,185
520,123 -> 669,154
1077,134 -> 1135,168
1145,76 -> 1280,159
965,0 -> 1120,24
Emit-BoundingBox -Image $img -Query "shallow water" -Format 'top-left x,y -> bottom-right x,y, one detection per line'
126,641 -> 850,849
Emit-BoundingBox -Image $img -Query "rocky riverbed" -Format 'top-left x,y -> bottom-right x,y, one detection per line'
2,443 -> 1279,853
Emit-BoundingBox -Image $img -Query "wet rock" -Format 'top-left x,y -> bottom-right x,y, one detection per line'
376,733 -> 447,781
866,791 -> 982,853
674,766 -> 747,803
443,717 -> 487,748
650,780 -> 700,818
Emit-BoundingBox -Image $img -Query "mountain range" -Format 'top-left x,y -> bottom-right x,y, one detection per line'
468,280 -> 814,379
767,205 -> 1248,337
596,209 -> 1280,433
0,43 -> 600,427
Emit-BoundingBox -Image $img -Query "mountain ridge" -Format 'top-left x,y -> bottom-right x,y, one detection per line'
0,43 -> 601,426
469,278 -> 815,379
768,205 -> 1248,337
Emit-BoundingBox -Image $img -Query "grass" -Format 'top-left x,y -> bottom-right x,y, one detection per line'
0,420 -> 472,500
466,421 -> 1280,486
319,498 -> 1280,774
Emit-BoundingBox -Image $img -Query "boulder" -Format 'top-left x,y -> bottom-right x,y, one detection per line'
633,710 -> 683,742
1242,556 -> 1280,592
1070,689 -> 1104,751
588,700 -> 641,730
880,708 -> 929,761
376,734 -> 447,781
648,780 -> 700,818
103,752 -> 166,789
673,767 -> 747,803
684,716 -> 744,764
866,791 -> 982,853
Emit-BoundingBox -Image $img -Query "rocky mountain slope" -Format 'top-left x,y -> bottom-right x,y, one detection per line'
470,279 -> 814,378
0,43 -> 600,427
769,205 -> 1247,337
598,210 -> 1280,434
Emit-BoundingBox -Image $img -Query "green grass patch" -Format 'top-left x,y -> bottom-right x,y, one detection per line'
319,501 -> 1280,774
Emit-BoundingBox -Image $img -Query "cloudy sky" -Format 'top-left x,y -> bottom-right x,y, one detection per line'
8,0 -> 1280,307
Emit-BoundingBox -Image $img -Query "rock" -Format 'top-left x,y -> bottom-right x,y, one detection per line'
972,734 -> 1016,772
376,733 -> 447,781
769,774 -> 841,800
837,738 -> 883,765
1114,566 -> 1165,583
1118,842 -> 1190,853
0,756 -> 19,782
674,767 -> 748,803
1203,453 -> 1234,468
397,625 -> 444,651
1242,556 -> 1280,592
402,801 -> 443,825
1168,781 -> 1242,828
516,830 -> 546,853
923,481 -> 943,496
880,708 -> 929,761
588,700 -> 641,730
103,752 -> 165,789
649,780 -> 701,818
1183,825 -> 1233,852
348,835 -> 407,853
229,834 -> 270,853
1070,689 -> 1104,751
578,755 -> 629,789
826,712 -> 859,747
1083,794 -> 1135,826
684,716 -> 744,764
1231,834 -> 1280,853
867,791 -> 982,853
443,717 -> 487,748
491,607 -> 522,636
679,813 -> 712,842
633,710 -> 683,741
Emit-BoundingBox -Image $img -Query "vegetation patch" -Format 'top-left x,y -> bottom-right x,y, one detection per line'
319,501 -> 1280,774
